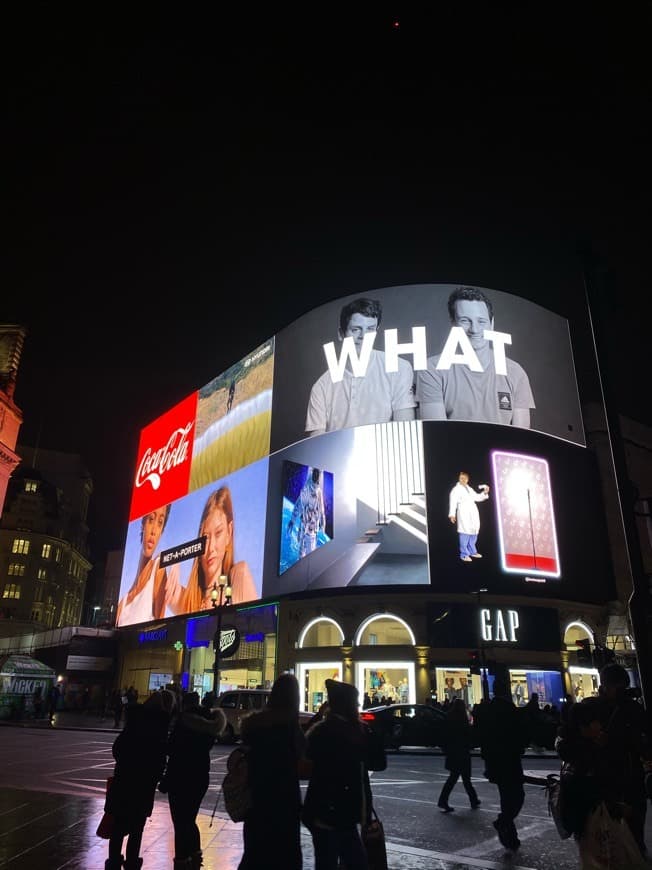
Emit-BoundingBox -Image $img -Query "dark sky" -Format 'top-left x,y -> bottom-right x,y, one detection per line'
5,7 -> 652,563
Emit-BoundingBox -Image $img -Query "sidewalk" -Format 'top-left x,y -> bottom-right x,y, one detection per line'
0,711 -> 560,869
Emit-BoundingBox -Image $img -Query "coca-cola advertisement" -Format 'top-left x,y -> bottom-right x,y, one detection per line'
129,392 -> 198,522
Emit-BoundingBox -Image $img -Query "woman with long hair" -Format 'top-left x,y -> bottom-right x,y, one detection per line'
166,486 -> 256,614
437,697 -> 480,812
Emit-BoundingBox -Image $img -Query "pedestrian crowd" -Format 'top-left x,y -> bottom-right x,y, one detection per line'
100,663 -> 649,869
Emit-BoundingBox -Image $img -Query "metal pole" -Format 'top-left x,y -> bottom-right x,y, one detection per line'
212,588 -> 223,695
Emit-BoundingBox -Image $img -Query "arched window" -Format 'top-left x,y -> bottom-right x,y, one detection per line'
355,614 -> 415,646
298,616 -> 345,648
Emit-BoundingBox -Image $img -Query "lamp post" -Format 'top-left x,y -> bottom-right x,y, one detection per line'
211,574 -> 232,696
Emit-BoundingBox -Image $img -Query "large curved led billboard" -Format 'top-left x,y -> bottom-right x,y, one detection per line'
117,283 -> 611,627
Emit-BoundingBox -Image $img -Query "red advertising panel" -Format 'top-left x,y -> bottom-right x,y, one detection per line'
128,392 -> 198,522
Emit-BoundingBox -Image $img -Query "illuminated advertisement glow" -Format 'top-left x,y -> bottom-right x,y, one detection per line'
279,461 -> 334,575
491,450 -> 560,577
271,284 -> 585,453
121,284 -> 610,630
128,392 -> 198,522
423,422 -> 613,601
190,340 -> 274,491
118,459 -> 268,627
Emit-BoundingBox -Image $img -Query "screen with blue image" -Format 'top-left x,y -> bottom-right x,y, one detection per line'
279,460 -> 334,574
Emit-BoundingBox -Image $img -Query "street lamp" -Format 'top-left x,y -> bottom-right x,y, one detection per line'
211,574 -> 232,696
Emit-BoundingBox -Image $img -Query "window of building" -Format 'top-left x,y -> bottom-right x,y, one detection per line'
24,480 -> 38,493
37,568 -> 48,580
298,617 -> 345,648
12,538 -> 30,555
55,547 -> 62,563
8,563 -> 25,577
42,543 -> 52,559
2,584 -> 21,599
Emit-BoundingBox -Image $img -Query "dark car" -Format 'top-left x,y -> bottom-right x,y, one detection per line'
360,703 -> 447,750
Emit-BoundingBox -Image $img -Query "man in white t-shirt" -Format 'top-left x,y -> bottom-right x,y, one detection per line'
305,297 -> 416,436
417,286 -> 535,427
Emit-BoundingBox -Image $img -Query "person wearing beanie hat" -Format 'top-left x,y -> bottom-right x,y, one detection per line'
302,679 -> 386,869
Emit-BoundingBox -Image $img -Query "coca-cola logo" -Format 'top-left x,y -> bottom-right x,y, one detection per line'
135,422 -> 194,491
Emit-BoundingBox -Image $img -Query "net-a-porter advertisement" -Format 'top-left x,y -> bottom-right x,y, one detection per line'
118,459 -> 269,627
422,421 -> 615,603
270,283 -> 585,454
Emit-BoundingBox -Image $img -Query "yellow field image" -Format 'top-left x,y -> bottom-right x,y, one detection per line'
190,399 -> 272,490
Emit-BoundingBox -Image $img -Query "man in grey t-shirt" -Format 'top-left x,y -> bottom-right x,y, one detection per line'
416,286 -> 535,427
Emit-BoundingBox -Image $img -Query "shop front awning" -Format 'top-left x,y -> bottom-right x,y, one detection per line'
0,654 -> 56,693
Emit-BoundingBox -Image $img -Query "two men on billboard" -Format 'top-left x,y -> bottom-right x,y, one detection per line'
305,297 -> 416,436
448,471 -> 490,562
417,286 -> 535,427
116,505 -> 172,624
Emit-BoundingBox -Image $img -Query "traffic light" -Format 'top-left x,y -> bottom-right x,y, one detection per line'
576,638 -> 593,666
469,650 -> 482,675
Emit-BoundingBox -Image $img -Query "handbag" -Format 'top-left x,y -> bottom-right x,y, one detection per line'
361,806 -> 388,870
96,775 -> 115,839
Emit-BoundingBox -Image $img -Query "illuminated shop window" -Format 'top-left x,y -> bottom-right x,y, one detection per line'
12,538 -> 30,555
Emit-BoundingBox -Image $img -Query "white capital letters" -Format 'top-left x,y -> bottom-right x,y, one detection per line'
436,327 -> 483,372
484,330 -> 511,376
324,332 -> 376,383
481,608 -> 492,642
495,610 -> 507,642
384,326 -> 428,372
507,609 -> 519,642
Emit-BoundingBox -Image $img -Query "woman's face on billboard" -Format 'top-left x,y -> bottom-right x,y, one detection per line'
141,508 -> 167,559
200,505 -> 232,585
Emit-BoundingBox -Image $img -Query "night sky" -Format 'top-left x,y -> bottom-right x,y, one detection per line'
5,7 -> 652,565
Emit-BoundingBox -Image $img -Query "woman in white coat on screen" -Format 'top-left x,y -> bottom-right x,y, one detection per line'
448,472 -> 490,562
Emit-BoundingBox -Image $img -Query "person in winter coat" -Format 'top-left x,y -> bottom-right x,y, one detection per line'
302,679 -> 387,870
477,679 -> 529,852
437,698 -> 481,812
104,690 -> 176,870
238,673 -> 308,870
162,691 -> 226,869
556,663 -> 649,860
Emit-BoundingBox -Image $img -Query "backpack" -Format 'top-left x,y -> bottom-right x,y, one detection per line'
221,745 -> 252,822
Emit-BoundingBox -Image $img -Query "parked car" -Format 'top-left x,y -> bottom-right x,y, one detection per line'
214,689 -> 313,742
360,703 -> 447,750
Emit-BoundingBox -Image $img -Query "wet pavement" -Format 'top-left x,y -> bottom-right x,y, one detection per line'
2,712 -> 647,869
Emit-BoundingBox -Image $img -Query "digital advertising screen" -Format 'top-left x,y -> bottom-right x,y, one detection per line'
190,339 -> 274,492
271,283 -> 584,456
279,460 -> 334,575
422,421 -> 614,602
120,281 -> 611,631
118,459 -> 269,627
263,422 -> 430,598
